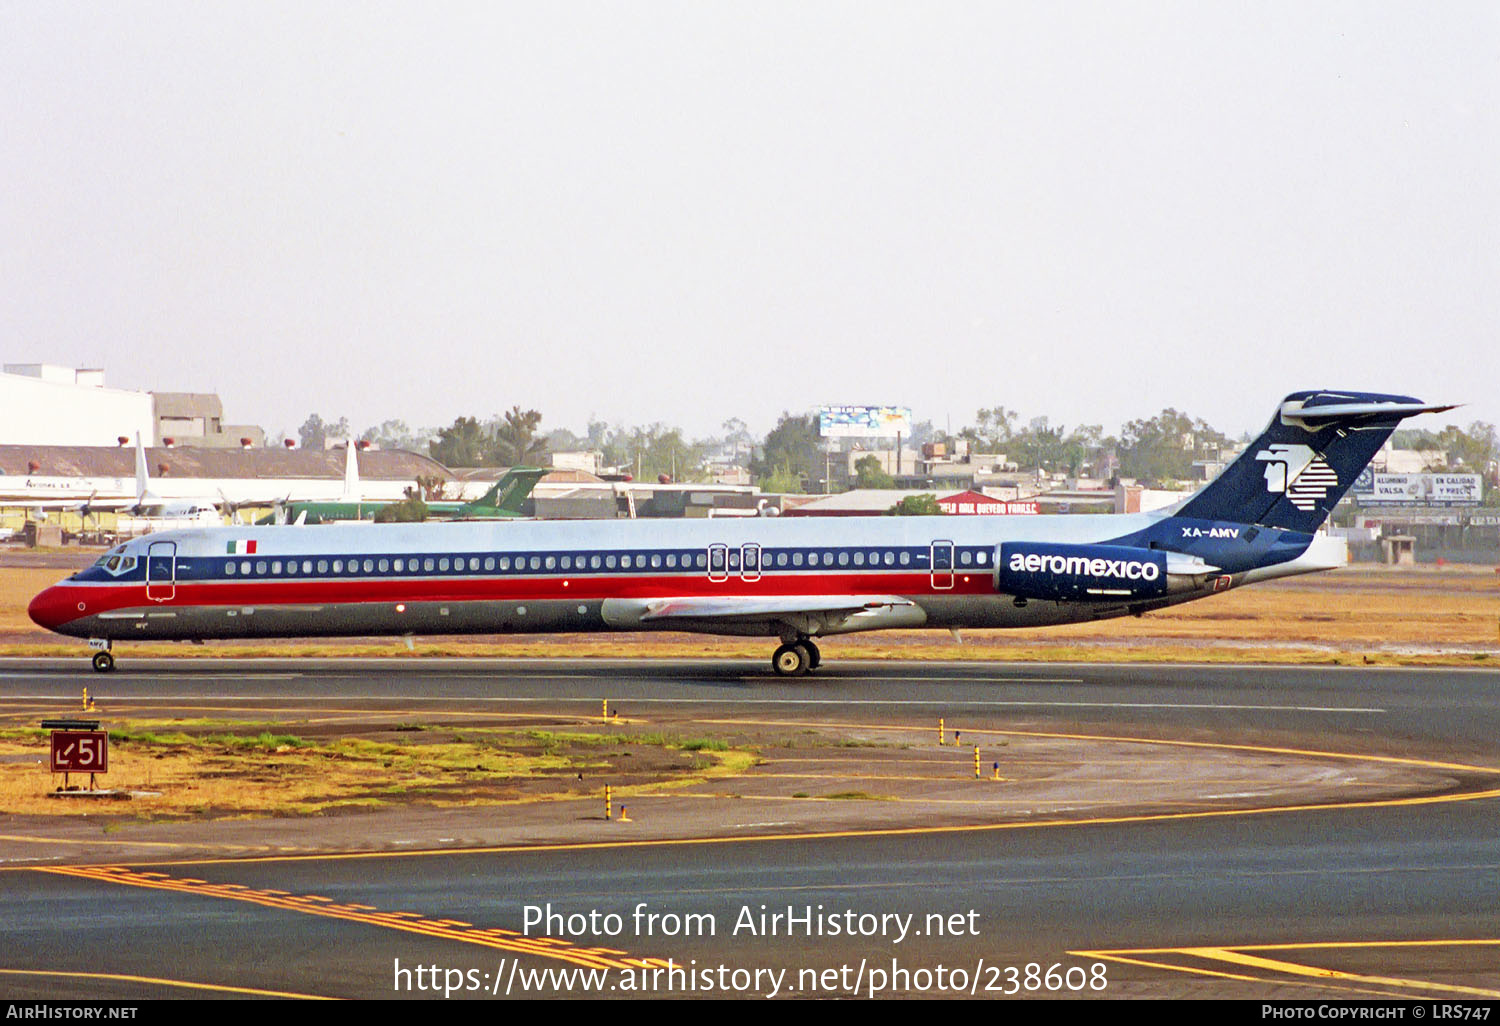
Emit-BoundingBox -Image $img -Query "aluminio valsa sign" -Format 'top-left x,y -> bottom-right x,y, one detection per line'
997,542 -> 1169,601
1363,473 -> 1482,505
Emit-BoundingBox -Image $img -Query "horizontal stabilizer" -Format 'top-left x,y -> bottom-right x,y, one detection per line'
1280,399 -> 1460,427
1177,389 -> 1455,533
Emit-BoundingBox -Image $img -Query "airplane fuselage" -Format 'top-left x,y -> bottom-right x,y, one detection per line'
27,510 -> 1336,645
26,390 -> 1448,674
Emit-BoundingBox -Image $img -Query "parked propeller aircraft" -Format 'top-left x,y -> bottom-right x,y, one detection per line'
28,391 -> 1454,674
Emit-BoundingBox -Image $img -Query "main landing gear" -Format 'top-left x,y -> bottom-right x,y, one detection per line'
89,640 -> 114,673
771,637 -> 821,677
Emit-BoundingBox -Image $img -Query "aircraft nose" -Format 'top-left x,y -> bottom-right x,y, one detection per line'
28,584 -> 78,632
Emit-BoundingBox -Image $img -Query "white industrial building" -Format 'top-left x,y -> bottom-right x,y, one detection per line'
1,365 -> 155,447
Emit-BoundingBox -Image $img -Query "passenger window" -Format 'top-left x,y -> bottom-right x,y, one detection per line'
318,560 -> 328,573
225,562 -> 235,576
530,556 -> 541,570
651,554 -> 661,569
485,557 -> 495,571
256,561 -> 267,575
793,552 -> 804,567
363,559 -> 374,573
439,558 -> 450,571
884,551 -> 895,566
854,552 -> 864,566
378,559 -> 389,572
839,552 -> 849,566
271,561 -> 281,574
900,551 -> 910,566
545,556 -> 556,570
590,555 -> 601,569
666,554 -> 676,569
333,560 -> 343,573
499,557 -> 510,570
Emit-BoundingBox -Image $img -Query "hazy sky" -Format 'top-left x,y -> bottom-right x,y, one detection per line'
3,2 -> 1495,443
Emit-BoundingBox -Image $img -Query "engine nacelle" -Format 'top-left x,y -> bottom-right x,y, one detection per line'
997,542 -> 1169,601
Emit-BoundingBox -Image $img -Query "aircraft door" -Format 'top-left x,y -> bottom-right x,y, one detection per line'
740,543 -> 761,582
707,543 -> 729,582
930,540 -> 954,590
146,541 -> 177,601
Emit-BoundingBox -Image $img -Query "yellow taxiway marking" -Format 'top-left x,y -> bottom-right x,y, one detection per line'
37,864 -> 666,972
6,723 -> 1497,871
0,833 -> 270,851
31,784 -> 1500,870
1066,951 -> 1410,999
0,967 -> 332,999
698,717 -> 1500,776
1075,939 -> 1500,999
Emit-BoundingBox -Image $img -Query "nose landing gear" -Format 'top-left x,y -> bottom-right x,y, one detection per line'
89,640 -> 114,673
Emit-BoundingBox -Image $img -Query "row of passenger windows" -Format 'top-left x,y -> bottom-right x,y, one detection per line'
215,548 -> 992,578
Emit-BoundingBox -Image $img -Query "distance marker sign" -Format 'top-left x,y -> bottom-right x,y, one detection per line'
50,730 -> 108,774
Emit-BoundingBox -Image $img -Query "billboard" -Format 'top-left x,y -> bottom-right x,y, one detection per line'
1362,473 -> 1482,506
818,405 -> 912,439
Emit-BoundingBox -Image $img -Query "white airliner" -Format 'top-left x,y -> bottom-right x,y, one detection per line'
29,391 -> 1453,674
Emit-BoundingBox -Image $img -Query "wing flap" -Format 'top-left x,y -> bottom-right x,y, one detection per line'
638,595 -> 915,622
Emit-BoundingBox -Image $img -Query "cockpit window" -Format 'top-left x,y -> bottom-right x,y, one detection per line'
93,554 -> 137,576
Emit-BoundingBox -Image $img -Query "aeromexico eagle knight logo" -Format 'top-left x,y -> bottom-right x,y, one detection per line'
1254,444 -> 1338,511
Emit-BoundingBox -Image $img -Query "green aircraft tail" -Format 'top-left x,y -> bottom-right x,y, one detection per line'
460,466 -> 548,516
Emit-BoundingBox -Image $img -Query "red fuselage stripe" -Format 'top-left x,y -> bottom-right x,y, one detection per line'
44,571 -> 993,624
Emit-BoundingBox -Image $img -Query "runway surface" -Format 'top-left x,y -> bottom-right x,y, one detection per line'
2,657 -> 1499,999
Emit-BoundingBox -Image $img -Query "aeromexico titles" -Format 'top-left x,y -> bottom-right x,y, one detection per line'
28,390 -> 1453,675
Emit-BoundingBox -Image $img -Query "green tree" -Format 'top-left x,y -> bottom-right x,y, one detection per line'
373,495 -> 428,522
429,416 -> 488,467
490,406 -> 546,466
601,423 -> 706,481
298,414 -> 351,450
753,413 -> 819,490
760,464 -> 805,494
890,494 -> 944,515
964,406 -> 1018,450
1437,422 -> 1497,475
297,414 -> 326,450
1117,409 -> 1227,485
361,419 -> 427,451
854,454 -> 896,489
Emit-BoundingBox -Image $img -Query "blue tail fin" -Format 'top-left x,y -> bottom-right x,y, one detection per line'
1176,391 -> 1457,533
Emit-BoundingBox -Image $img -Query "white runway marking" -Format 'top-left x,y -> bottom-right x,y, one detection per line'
0,693 -> 1384,713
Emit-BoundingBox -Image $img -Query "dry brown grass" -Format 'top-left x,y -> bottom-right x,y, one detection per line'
0,720 -> 756,819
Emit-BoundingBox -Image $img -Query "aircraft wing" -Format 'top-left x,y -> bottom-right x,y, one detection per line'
602,594 -> 925,636
637,595 -> 914,621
